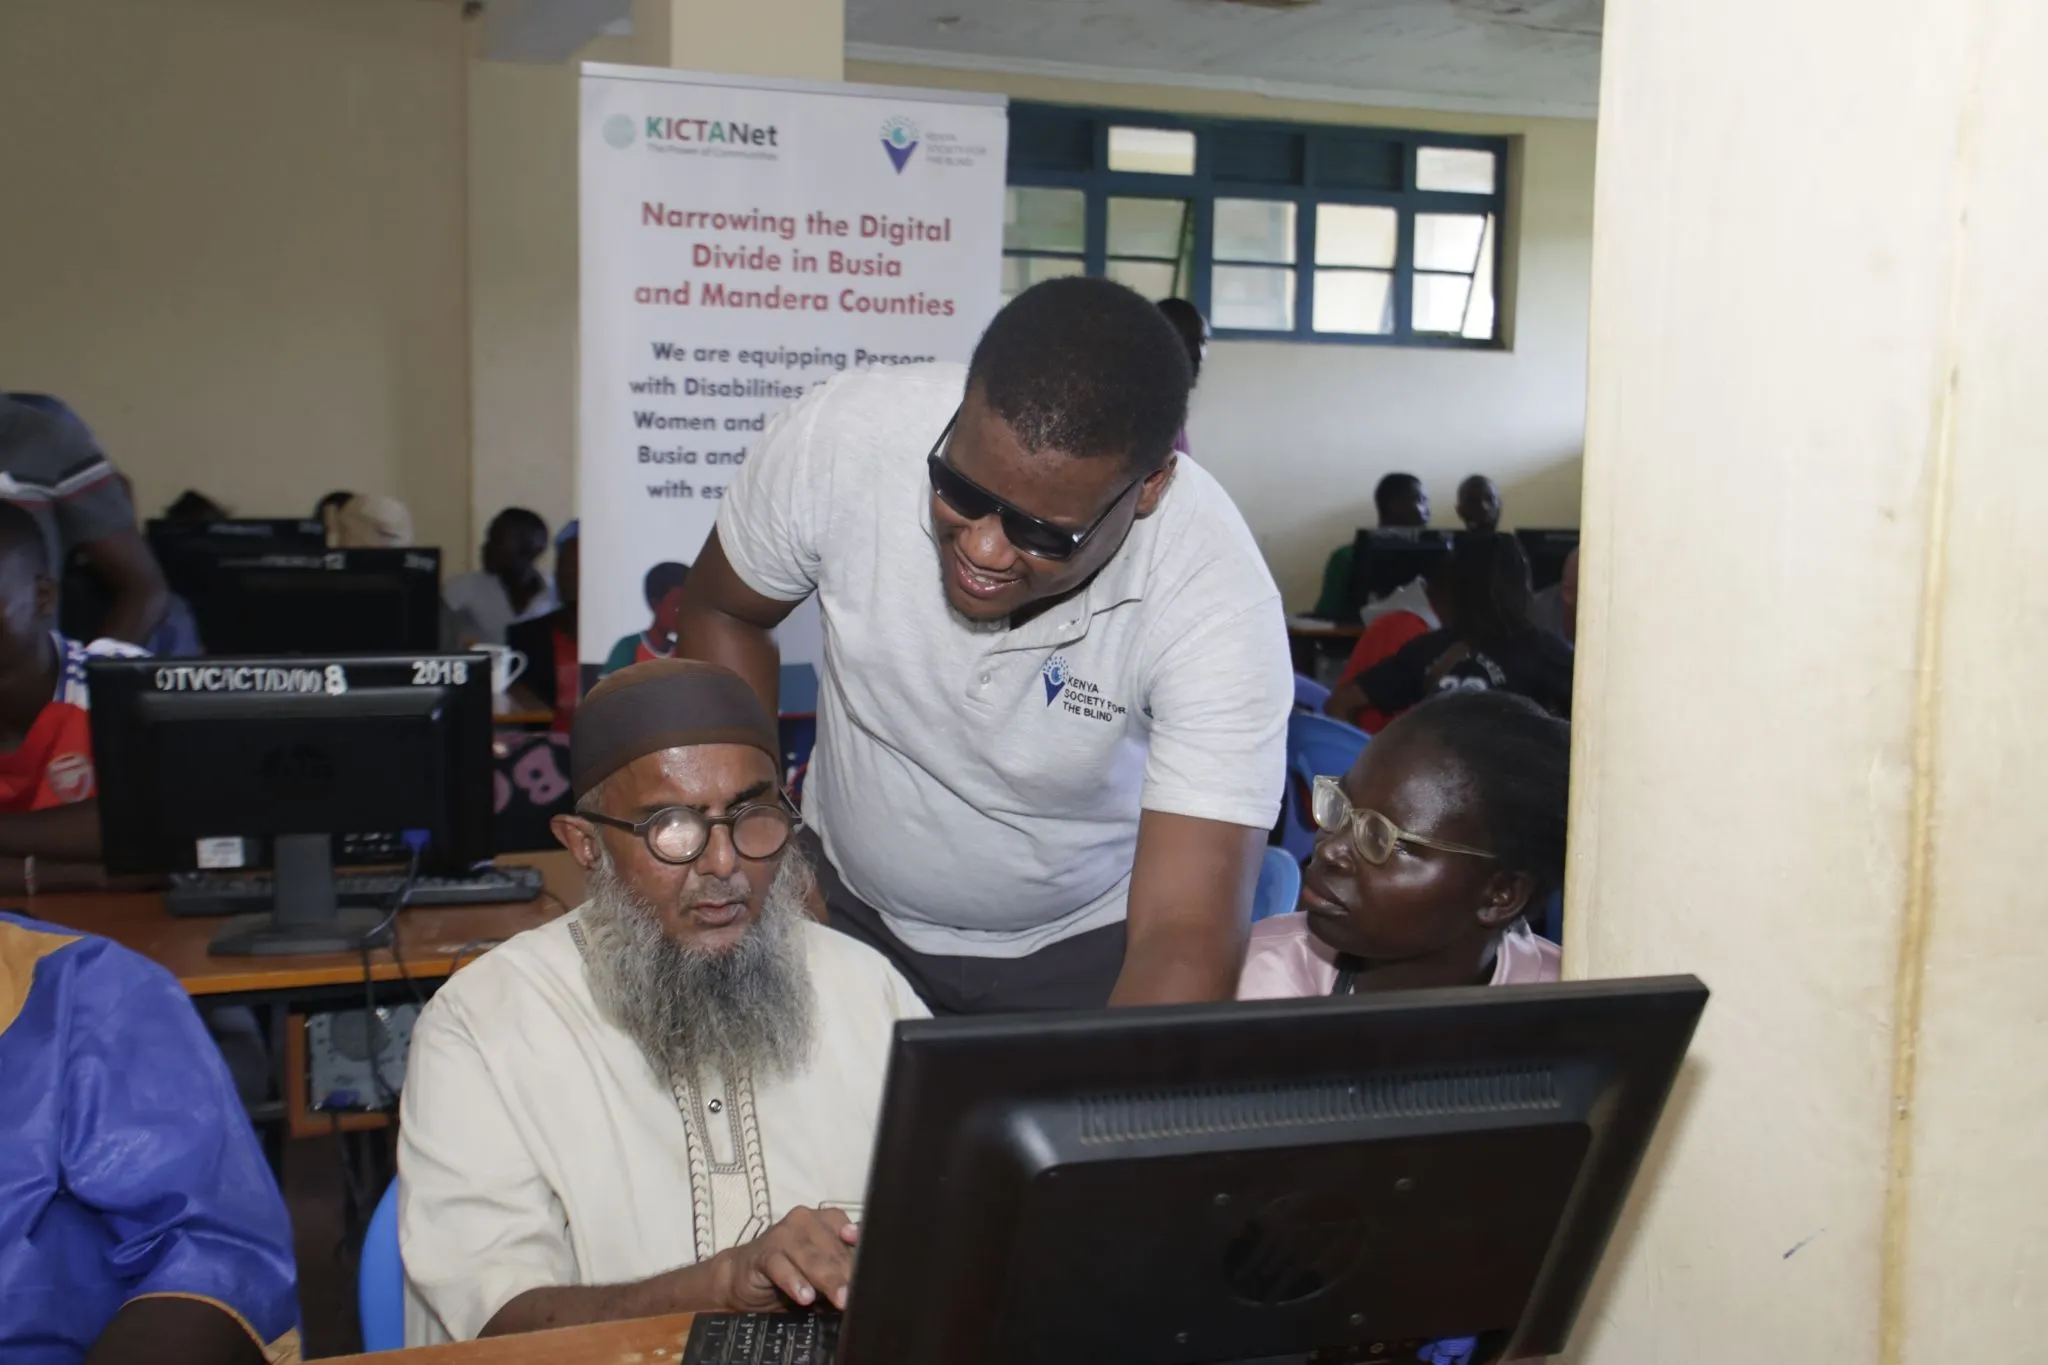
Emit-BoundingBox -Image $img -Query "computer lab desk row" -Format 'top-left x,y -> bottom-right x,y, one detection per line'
22,849 -> 583,1139
327,1313 -> 699,1363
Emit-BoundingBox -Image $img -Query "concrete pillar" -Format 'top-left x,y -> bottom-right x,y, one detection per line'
629,0 -> 841,80
1566,0 -> 2048,1360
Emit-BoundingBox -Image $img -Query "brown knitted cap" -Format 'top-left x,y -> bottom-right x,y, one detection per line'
569,658 -> 780,799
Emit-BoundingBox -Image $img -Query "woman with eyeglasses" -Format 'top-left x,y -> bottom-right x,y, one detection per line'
1241,690 -> 1565,1001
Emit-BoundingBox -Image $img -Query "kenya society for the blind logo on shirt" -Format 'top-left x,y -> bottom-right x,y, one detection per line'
1041,653 -> 1129,725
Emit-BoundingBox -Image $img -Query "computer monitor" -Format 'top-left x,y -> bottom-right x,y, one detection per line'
1514,529 -> 1580,592
177,548 -> 442,654
838,977 -> 1707,1365
146,518 -> 328,593
89,653 -> 493,956
1348,528 -> 1456,617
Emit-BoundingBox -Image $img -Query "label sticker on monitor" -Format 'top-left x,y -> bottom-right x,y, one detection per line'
196,836 -> 248,870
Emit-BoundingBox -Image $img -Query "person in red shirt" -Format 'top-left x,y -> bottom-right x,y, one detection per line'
0,501 -> 143,894
1326,550 -> 1450,733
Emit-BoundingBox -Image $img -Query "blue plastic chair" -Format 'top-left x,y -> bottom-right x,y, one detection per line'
358,1180 -> 405,1352
1279,712 -> 1371,862
1292,672 -> 1330,712
1251,846 -> 1302,923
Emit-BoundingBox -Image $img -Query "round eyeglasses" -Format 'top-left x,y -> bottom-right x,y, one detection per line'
1310,775 -> 1495,865
578,792 -> 801,866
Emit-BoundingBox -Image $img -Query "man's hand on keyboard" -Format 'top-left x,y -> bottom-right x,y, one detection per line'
712,1207 -> 859,1312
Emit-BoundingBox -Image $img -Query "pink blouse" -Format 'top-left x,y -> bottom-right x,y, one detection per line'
1238,914 -> 1560,1000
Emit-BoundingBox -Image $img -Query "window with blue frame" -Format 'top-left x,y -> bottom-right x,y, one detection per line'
1002,104 -> 1509,348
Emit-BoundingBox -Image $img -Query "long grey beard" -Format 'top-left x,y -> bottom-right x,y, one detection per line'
579,847 -> 818,1086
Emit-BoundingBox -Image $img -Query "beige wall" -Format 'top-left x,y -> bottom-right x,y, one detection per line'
0,0 -> 1589,602
848,62 -> 1595,606
467,53 -> 1593,604
1568,0 -> 2048,1357
0,0 -> 472,561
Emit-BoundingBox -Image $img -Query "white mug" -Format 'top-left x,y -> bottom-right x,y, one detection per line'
477,643 -> 528,696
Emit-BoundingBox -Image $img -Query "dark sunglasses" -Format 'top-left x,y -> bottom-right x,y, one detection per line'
924,412 -> 1145,562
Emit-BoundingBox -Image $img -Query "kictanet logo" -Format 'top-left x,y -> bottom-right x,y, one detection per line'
881,115 -> 920,173
602,113 -> 636,148
643,115 -> 780,147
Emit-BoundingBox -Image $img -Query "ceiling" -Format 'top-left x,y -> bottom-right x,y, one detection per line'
845,0 -> 1603,117
479,0 -> 1602,118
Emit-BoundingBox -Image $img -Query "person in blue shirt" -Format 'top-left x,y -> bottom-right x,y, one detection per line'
0,911 -> 299,1364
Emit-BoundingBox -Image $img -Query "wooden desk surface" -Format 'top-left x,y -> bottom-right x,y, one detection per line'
325,1314 -> 696,1364
24,849 -> 583,998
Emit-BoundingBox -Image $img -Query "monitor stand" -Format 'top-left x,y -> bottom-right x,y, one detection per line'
208,832 -> 396,957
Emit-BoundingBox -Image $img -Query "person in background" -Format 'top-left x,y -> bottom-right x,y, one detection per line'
0,395 -> 166,646
0,502 -> 145,894
1327,546 -> 1451,733
1530,545 -> 1580,646
331,493 -> 414,548
316,488 -> 354,541
507,520 -> 581,732
1324,531 -> 1572,723
399,662 -> 925,1343
1156,297 -> 1209,457
162,490 -> 230,525
0,912 -> 300,1365
1456,474 -> 1502,533
1310,472 -> 1430,620
602,560 -> 691,677
674,277 -> 1288,1013
446,507 -> 556,647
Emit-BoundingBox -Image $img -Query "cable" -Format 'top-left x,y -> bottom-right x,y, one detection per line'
351,843 -> 426,1115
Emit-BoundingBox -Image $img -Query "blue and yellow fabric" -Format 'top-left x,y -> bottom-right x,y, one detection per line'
0,912 -> 300,1363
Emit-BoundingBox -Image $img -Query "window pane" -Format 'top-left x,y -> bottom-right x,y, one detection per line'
1003,187 -> 1085,254
1463,214 -> 1497,340
1108,197 -> 1191,260
1107,126 -> 1196,175
1314,204 -> 1396,268
1001,254 -> 1085,301
1415,213 -> 1488,273
1313,269 -> 1393,334
1416,146 -> 1497,194
1107,258 -> 1180,300
1214,199 -> 1297,264
1211,264 -> 1295,331
1412,272 -> 1475,334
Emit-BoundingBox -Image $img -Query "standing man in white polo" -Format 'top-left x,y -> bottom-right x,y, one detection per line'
673,278 -> 1289,1012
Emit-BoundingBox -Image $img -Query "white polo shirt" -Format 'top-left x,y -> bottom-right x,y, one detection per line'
719,364 -> 1289,958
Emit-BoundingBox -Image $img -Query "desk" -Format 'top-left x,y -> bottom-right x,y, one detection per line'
325,1314 -> 696,1364
25,851 -> 583,1148
1286,617 -> 1365,678
26,849 -> 583,1001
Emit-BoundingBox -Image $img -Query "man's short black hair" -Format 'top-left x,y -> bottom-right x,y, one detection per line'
488,507 -> 548,545
1373,473 -> 1425,518
0,501 -> 49,578
1155,297 -> 1208,382
966,277 -> 1192,472
643,560 -> 691,608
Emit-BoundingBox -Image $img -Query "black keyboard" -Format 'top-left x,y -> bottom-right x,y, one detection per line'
682,1313 -> 841,1365
164,864 -> 547,917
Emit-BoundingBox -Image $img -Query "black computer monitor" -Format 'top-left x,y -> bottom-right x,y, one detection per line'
89,654 -> 493,956
177,548 -> 442,654
1514,529 -> 1580,592
1348,528 -> 1456,616
146,518 -> 328,594
838,977 -> 1706,1365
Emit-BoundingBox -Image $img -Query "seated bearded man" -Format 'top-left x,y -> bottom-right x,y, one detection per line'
398,660 -> 927,1344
